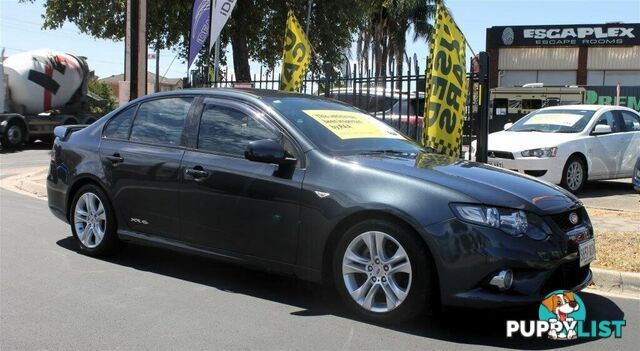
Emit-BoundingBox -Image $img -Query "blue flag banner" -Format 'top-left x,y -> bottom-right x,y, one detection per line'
188,0 -> 211,67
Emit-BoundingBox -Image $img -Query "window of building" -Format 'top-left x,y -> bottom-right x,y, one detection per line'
499,70 -> 576,87
587,70 -> 640,86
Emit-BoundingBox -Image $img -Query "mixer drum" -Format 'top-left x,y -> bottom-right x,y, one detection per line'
3,49 -> 85,114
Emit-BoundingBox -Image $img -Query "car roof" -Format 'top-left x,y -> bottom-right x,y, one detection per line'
146,88 -> 321,99
538,104 -> 636,112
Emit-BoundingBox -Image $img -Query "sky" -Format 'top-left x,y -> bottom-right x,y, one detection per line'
1,0 -> 639,80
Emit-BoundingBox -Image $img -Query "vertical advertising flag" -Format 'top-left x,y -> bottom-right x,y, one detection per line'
188,0 -> 211,67
209,0 -> 238,52
422,2 -> 468,157
279,10 -> 311,92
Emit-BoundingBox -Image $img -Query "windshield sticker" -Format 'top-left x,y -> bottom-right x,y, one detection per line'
302,110 -> 404,140
524,113 -> 584,127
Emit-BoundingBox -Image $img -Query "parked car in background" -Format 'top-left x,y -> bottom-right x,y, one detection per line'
471,105 -> 640,193
48,89 -> 593,324
328,88 -> 424,138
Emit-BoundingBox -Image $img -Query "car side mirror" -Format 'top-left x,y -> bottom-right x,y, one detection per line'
245,139 -> 297,166
503,122 -> 513,130
592,124 -> 612,135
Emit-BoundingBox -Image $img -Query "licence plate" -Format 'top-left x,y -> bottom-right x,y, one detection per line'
489,161 -> 503,168
579,239 -> 596,267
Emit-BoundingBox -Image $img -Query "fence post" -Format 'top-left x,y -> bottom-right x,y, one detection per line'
323,62 -> 332,97
476,51 -> 490,163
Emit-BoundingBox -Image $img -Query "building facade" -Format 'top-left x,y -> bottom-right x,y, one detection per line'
486,23 -> 640,111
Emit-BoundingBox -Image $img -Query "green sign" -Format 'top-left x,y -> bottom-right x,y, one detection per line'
584,88 -> 640,111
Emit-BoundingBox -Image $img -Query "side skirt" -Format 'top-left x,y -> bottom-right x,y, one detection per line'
117,229 -> 320,282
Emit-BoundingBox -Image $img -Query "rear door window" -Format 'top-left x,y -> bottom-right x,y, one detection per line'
130,97 -> 193,146
104,105 -> 137,139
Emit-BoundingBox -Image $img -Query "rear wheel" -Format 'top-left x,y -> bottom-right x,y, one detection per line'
1,120 -> 26,149
333,219 -> 433,323
561,156 -> 587,193
70,184 -> 120,256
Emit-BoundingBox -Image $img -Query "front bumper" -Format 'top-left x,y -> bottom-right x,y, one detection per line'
423,212 -> 593,308
487,156 -> 564,185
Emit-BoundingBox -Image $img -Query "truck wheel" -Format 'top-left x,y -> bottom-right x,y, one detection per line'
1,120 -> 26,149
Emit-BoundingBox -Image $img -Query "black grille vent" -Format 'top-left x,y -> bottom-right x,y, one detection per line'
487,150 -> 514,159
550,207 -> 588,232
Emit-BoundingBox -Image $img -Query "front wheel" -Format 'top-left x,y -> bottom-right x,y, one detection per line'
561,156 -> 587,193
70,184 -> 120,256
332,220 -> 434,324
1,120 -> 26,149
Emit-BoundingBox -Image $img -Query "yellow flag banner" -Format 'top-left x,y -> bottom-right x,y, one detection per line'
279,11 -> 312,92
422,2 -> 468,157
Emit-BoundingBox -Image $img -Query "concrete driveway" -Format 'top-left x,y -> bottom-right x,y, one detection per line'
579,179 -> 639,213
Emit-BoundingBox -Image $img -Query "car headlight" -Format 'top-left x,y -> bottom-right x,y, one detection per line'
520,147 -> 557,158
450,204 -> 551,240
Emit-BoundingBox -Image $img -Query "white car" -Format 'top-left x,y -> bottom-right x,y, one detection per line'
471,105 -> 640,193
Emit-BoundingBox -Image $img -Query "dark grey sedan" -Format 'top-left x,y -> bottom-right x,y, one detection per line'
47,89 -> 593,323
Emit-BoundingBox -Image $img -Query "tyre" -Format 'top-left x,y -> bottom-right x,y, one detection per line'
70,184 -> 120,256
0,120 -> 26,149
332,219 -> 434,323
561,156 -> 587,193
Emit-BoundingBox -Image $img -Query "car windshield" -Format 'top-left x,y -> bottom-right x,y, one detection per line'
508,109 -> 595,133
264,96 -> 424,156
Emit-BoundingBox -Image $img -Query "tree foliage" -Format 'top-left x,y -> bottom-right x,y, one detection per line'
22,0 -> 366,81
357,0 -> 435,81
87,79 -> 117,116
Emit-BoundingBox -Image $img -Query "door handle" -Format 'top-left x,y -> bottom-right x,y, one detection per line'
185,167 -> 209,180
105,153 -> 124,164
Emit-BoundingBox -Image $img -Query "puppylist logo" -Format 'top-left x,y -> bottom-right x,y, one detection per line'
506,290 -> 626,340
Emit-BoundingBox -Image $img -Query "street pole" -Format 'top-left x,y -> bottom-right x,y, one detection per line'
476,51 -> 490,163
213,39 -> 220,87
125,0 -> 147,101
305,0 -> 313,34
213,0 -> 220,87
155,41 -> 160,93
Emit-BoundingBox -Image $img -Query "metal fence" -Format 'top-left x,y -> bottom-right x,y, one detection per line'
190,64 -> 480,156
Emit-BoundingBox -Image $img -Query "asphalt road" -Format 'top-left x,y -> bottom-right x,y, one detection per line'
1,147 -> 639,350
0,143 -> 51,178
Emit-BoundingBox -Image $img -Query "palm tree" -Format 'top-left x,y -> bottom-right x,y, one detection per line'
388,0 -> 435,88
356,0 -> 435,85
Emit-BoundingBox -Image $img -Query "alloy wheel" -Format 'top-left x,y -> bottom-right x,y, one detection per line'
566,161 -> 583,191
342,231 -> 412,313
74,192 -> 107,248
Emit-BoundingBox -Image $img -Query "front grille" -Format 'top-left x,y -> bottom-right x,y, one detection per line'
550,207 -> 588,232
488,150 -> 514,159
541,260 -> 590,295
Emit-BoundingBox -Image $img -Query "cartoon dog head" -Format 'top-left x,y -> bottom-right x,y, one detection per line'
541,291 -> 580,321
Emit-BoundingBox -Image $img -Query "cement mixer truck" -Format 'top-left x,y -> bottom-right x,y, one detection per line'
0,49 -> 98,149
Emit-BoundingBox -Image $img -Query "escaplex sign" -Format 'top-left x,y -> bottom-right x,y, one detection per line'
490,24 -> 640,47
